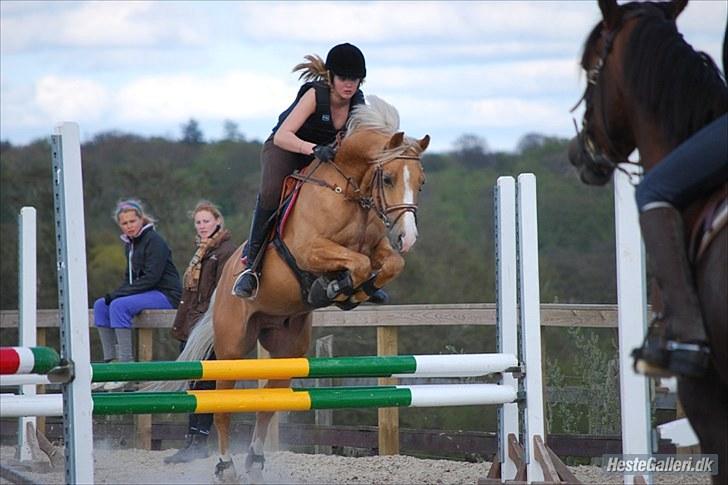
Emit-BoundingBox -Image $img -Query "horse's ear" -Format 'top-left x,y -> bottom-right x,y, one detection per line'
418,135 -> 431,152
386,132 -> 405,150
670,0 -> 688,19
598,0 -> 621,30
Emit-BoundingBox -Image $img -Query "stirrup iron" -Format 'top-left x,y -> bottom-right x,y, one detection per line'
231,268 -> 260,300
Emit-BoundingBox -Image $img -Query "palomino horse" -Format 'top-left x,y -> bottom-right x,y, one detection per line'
178,96 -> 428,482
568,1 -> 727,482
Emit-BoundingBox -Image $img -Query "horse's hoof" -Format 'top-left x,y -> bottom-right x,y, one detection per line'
213,458 -> 238,483
244,451 -> 266,484
246,468 -> 265,485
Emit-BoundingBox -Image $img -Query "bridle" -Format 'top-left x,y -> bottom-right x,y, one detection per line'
291,149 -> 423,230
570,8 -> 653,178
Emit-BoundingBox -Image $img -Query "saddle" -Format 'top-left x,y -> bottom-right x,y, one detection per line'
688,182 -> 727,264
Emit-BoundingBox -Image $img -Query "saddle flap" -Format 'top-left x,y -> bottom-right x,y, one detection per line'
688,183 -> 728,263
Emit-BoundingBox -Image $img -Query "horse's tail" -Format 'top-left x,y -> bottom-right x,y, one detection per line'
142,290 -> 217,392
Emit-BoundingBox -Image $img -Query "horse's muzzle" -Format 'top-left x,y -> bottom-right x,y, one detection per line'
567,135 -> 614,186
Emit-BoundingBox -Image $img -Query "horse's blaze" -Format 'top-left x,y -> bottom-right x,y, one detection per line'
399,166 -> 418,253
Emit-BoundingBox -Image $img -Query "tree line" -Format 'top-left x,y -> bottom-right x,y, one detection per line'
0,127 -> 618,311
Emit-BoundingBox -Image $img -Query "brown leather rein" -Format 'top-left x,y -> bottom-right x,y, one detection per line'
290,153 -> 422,229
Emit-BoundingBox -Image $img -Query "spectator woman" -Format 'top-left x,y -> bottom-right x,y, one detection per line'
164,200 -> 237,463
93,199 -> 181,391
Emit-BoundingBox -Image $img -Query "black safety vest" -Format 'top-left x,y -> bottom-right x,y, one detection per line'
271,81 -> 365,145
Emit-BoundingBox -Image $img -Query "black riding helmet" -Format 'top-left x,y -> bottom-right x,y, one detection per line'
325,43 -> 366,79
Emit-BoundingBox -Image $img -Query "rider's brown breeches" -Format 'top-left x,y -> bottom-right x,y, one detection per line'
259,136 -> 313,210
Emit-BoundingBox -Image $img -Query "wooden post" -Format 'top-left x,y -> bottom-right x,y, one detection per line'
315,335 -> 334,454
257,342 -> 280,452
377,326 -> 399,455
134,328 -> 153,450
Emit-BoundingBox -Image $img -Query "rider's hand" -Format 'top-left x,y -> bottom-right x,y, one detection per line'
313,145 -> 336,162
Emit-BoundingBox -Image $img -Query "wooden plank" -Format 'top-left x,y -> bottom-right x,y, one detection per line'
508,433 -> 527,482
532,434 -> 559,483
0,304 -> 622,330
547,447 -> 581,484
377,326 -> 399,456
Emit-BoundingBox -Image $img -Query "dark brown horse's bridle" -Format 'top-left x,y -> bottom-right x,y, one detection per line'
292,151 -> 422,230
570,8 -> 655,180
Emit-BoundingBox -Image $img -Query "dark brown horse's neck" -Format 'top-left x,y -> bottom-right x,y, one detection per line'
631,113 -> 717,240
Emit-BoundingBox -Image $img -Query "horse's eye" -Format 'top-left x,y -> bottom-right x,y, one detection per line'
383,174 -> 394,187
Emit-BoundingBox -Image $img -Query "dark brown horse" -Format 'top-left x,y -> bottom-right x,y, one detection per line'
172,95 -> 428,482
568,1 -> 727,482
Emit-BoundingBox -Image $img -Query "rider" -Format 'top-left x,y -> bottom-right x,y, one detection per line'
632,32 -> 728,379
232,43 -> 367,299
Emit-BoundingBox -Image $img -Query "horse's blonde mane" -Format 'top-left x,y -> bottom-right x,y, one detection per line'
345,95 -> 423,164
346,95 -> 400,137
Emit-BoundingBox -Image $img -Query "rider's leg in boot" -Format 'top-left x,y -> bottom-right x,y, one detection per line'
633,205 -> 710,378
232,196 -> 276,299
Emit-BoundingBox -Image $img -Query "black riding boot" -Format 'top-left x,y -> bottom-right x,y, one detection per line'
632,206 -> 710,378
232,197 -> 277,299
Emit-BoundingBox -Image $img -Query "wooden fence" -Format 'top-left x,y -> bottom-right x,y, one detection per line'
0,304 -> 620,455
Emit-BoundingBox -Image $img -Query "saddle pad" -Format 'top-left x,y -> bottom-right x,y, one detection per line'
277,163 -> 315,237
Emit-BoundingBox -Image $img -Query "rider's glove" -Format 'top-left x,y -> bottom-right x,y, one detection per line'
313,145 -> 336,162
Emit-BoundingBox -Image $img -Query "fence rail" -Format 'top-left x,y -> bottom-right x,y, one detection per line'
0,303 -> 622,454
0,303 -> 620,329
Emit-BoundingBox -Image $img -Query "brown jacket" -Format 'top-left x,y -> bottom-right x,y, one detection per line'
170,230 -> 237,342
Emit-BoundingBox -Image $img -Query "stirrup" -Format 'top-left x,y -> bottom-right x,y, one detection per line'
231,268 -> 260,300
632,334 -> 710,378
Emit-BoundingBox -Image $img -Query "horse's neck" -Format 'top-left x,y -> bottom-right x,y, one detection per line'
629,110 -> 672,172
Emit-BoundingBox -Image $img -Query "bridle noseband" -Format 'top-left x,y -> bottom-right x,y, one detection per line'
368,154 -> 421,228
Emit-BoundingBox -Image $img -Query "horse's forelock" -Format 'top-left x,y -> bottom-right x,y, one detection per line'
346,95 -> 401,137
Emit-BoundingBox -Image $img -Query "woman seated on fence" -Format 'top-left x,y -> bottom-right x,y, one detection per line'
164,200 -> 237,463
92,199 -> 181,391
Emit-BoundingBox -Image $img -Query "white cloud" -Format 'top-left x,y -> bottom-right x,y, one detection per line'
114,71 -> 294,122
1,1 -> 205,53
34,76 -> 110,121
470,97 -> 566,129
236,1 -> 596,43
373,58 -> 579,97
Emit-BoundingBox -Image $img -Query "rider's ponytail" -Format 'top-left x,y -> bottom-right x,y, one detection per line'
292,54 -> 330,85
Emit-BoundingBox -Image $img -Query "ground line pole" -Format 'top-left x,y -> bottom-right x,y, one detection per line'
51,122 -> 94,484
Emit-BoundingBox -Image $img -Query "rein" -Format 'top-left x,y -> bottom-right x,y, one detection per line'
290,152 -> 422,229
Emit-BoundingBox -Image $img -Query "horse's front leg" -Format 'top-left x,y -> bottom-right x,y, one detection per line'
351,236 -> 405,303
245,378 -> 292,482
299,237 -> 372,306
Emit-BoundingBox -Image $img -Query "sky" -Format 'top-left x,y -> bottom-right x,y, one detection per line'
1,1 -> 725,153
